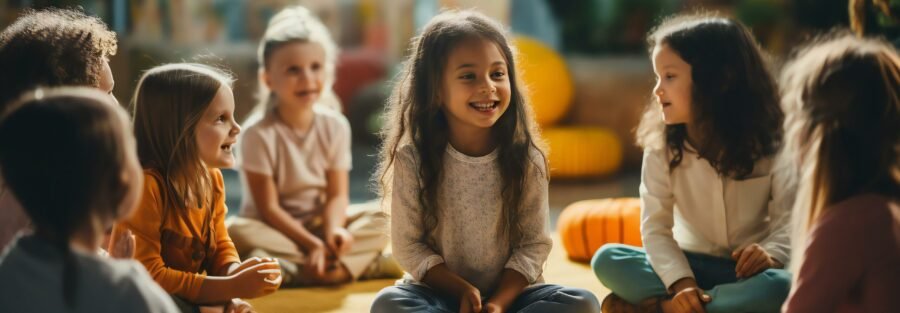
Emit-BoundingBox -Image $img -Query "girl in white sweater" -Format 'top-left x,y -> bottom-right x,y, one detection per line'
592,13 -> 794,313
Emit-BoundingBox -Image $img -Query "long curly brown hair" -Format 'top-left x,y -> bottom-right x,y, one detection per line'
375,10 -> 547,244
636,13 -> 783,179
0,8 -> 117,113
781,32 -> 900,230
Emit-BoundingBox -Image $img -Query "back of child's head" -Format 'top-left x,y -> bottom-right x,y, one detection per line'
131,63 -> 233,210
250,5 -> 340,119
0,87 -> 137,307
637,12 -> 782,179
0,8 -> 117,112
376,9 -> 545,240
781,32 -> 900,224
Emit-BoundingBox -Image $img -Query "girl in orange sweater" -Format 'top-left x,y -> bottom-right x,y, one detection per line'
112,63 -> 281,312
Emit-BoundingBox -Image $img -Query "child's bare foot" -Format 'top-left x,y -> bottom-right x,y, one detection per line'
294,261 -> 352,286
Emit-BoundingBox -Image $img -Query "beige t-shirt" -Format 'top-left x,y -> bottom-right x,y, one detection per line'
238,106 -> 352,221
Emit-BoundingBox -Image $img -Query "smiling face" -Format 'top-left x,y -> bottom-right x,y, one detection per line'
195,85 -> 240,168
652,43 -> 693,125
440,37 -> 512,134
263,41 -> 327,110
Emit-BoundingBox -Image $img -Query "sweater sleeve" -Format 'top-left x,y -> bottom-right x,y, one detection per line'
390,146 -> 445,281
759,158 -> 794,265
640,150 -> 694,289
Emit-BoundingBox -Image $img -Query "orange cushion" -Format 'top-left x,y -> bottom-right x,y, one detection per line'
543,127 -> 623,179
557,198 -> 642,262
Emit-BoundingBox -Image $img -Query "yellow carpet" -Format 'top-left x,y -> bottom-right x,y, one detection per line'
247,234 -> 610,313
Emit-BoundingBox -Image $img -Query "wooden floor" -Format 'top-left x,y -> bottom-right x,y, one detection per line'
247,234 -> 610,313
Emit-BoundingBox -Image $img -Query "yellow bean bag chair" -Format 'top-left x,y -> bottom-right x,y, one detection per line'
557,198 -> 642,262
544,127 -> 622,178
514,36 -> 573,127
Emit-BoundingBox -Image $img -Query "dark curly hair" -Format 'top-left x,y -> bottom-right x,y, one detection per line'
636,12 -> 783,179
0,8 -> 117,113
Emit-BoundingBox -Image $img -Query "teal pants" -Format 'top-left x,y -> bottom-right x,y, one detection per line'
591,244 -> 790,313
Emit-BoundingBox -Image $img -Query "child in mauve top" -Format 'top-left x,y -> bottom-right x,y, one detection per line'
779,32 -> 900,313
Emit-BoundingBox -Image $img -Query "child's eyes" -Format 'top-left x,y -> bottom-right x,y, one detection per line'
491,71 -> 506,79
216,115 -> 226,122
311,63 -> 322,71
458,73 -> 475,80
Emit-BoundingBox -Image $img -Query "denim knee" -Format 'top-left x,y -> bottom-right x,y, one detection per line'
557,287 -> 602,313
371,286 -> 413,313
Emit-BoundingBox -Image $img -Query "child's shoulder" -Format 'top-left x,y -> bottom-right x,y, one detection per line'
141,169 -> 164,192
526,145 -> 547,172
90,257 -> 173,308
313,105 -> 350,131
397,144 -> 419,164
242,110 -> 279,135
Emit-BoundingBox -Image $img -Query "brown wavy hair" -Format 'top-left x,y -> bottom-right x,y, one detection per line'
636,13 -> 783,179
0,8 -> 117,113
131,63 -> 233,213
375,10 -> 547,244
781,32 -> 900,231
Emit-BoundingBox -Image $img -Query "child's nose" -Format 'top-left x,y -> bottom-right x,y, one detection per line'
654,83 -> 664,97
300,69 -> 316,83
480,81 -> 497,95
231,121 -> 241,135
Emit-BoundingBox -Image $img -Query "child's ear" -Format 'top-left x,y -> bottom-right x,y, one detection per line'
259,68 -> 272,89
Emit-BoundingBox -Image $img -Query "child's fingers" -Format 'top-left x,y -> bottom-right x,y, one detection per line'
262,272 -> 283,285
313,253 -> 326,275
735,247 -> 754,276
459,298 -> 473,313
731,247 -> 743,260
247,261 -> 280,273
687,290 -> 706,313
124,234 -> 135,258
747,253 -> 769,276
743,248 -> 767,276
470,293 -> 482,313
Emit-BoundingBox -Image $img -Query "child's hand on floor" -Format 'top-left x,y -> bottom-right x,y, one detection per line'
459,286 -> 482,313
732,243 -> 782,278
324,227 -> 354,257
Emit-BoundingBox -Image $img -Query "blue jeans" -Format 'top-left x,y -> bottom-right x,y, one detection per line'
592,244 -> 790,313
371,283 -> 600,313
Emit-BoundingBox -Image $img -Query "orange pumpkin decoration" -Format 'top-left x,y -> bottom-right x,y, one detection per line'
556,198 -> 642,262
